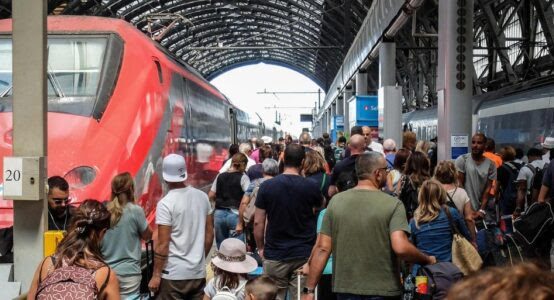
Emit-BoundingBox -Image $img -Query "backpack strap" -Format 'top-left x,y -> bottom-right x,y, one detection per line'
96,266 -> 111,299
525,163 -> 536,175
445,188 -> 458,209
37,256 -> 55,285
443,207 -> 461,236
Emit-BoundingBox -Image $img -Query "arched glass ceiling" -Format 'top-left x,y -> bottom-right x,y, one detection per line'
0,0 -> 373,91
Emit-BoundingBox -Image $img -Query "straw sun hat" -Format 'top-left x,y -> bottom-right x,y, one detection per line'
212,238 -> 257,274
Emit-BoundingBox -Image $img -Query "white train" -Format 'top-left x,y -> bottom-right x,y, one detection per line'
403,84 -> 554,150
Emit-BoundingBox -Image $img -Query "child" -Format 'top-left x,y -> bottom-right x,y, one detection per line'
245,275 -> 278,300
204,238 -> 258,300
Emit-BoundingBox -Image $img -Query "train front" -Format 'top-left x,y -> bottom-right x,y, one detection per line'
0,20 -> 136,228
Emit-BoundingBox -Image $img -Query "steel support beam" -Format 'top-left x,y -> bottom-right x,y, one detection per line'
478,0 -> 518,82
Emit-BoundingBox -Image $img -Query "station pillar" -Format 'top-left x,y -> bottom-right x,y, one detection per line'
437,0 -> 474,161
336,97 -> 344,117
356,72 -> 368,96
378,42 -> 402,145
343,86 -> 353,135
12,1 -> 48,291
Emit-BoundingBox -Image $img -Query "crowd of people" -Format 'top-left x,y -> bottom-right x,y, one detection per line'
23,127 -> 554,300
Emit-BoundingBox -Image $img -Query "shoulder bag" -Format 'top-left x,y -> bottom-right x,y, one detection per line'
444,207 -> 483,275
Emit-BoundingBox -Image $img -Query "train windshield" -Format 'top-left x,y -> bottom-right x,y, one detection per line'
0,35 -> 122,118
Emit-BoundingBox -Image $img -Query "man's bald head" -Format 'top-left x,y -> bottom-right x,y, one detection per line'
349,134 -> 366,154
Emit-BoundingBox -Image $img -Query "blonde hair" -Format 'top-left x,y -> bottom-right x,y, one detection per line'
302,150 -> 326,176
415,140 -> 431,155
106,172 -> 135,227
413,179 -> 446,228
403,131 -> 417,151
446,263 -> 554,300
434,161 -> 458,184
230,153 -> 248,173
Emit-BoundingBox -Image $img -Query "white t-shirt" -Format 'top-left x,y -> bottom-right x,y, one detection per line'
204,277 -> 247,300
219,157 -> 256,173
369,141 -> 384,155
543,151 -> 551,165
446,187 -> 471,217
156,186 -> 213,280
517,160 -> 544,191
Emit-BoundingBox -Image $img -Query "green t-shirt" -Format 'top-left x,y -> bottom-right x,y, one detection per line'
321,189 -> 409,296
101,203 -> 148,276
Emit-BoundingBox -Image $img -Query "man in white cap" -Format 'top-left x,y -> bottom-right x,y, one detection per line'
542,136 -> 554,165
149,154 -> 214,299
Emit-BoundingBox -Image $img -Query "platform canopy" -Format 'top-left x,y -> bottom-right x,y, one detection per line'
0,0 -> 373,91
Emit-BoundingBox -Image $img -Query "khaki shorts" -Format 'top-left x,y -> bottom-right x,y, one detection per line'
157,278 -> 206,300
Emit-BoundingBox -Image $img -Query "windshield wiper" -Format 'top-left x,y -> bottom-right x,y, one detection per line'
46,46 -> 65,98
47,71 -> 65,98
0,84 -> 11,97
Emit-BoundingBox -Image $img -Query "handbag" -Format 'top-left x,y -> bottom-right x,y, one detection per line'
444,207 -> 483,275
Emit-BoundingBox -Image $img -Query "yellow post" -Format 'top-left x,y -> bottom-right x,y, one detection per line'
43,231 -> 64,257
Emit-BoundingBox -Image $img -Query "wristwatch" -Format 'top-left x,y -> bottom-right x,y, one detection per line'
302,287 -> 315,294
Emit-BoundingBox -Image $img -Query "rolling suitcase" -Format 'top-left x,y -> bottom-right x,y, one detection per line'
296,272 -> 317,300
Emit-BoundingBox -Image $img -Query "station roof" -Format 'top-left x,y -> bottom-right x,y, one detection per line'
0,0 -> 373,91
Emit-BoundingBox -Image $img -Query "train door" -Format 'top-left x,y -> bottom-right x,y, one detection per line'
229,108 -> 238,144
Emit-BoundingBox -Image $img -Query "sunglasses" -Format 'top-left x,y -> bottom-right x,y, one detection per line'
52,197 -> 70,205
378,167 -> 390,173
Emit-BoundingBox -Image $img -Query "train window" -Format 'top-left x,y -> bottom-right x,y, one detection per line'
154,60 -> 163,83
0,35 -> 123,119
47,37 -> 108,97
0,38 -> 11,97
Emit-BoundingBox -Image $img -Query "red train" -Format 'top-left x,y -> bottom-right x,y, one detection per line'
0,16 -> 277,228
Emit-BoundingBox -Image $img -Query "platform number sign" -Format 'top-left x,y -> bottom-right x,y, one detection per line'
451,135 -> 469,160
3,157 -> 23,197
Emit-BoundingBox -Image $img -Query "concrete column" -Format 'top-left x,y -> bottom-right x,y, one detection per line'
378,42 -> 402,144
437,0 -> 474,160
336,97 -> 344,116
327,108 -> 332,133
12,1 -> 48,291
343,86 -> 353,135
322,112 -> 327,133
356,72 -> 368,95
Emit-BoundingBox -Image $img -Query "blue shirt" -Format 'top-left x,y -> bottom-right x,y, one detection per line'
385,154 -> 396,169
409,207 -> 470,263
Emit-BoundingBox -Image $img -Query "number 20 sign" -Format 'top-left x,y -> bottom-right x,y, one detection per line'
2,156 -> 44,200
3,157 -> 23,197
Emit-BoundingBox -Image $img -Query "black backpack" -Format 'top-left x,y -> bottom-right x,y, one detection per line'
499,161 -> 522,215
513,202 -> 554,246
417,262 -> 464,300
532,162 -> 549,192
399,176 -> 419,220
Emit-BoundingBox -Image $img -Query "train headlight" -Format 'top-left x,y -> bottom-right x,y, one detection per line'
64,166 -> 96,189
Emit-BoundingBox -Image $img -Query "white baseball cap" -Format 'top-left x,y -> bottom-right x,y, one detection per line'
162,154 -> 187,182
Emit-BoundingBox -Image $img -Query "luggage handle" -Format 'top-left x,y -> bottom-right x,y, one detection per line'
296,271 -> 317,300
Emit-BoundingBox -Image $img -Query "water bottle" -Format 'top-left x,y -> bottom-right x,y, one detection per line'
403,274 -> 415,300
